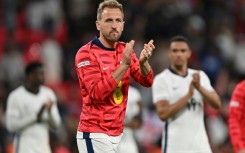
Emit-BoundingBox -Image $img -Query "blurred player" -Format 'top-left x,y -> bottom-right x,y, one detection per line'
229,80 -> 245,153
118,85 -> 142,153
75,0 -> 155,152
152,35 -> 221,153
5,61 -> 61,153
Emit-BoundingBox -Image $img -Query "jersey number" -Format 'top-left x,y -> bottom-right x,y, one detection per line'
187,98 -> 199,111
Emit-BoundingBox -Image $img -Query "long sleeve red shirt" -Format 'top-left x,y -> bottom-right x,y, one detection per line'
75,37 -> 153,136
229,80 -> 245,153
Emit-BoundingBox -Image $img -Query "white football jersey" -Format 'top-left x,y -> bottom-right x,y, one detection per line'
124,86 -> 141,124
153,68 -> 213,153
6,85 -> 61,153
118,86 -> 141,153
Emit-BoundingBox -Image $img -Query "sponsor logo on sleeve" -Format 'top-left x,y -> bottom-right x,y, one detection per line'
230,101 -> 240,107
77,61 -> 90,68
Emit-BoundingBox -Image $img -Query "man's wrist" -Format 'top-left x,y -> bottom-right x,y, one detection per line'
120,62 -> 130,70
139,60 -> 147,66
237,149 -> 245,153
196,85 -> 201,91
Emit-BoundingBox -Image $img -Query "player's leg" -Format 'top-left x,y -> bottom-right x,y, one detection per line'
92,138 -> 118,153
77,138 -> 94,153
77,138 -> 117,153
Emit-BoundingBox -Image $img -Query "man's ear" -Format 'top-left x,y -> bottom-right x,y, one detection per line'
96,21 -> 100,31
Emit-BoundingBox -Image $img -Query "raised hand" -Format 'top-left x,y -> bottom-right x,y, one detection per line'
37,100 -> 53,122
238,150 -> 245,153
192,72 -> 200,89
121,40 -> 135,68
44,100 -> 52,112
139,40 -> 155,64
188,83 -> 194,97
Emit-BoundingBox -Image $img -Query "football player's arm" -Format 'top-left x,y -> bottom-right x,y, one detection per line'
155,86 -> 193,121
47,93 -> 61,129
130,51 -> 153,87
192,72 -> 221,109
76,42 -> 134,101
6,95 -> 37,132
229,83 -> 245,153
139,40 -> 155,77
48,103 -> 61,129
153,76 -> 194,121
112,41 -> 135,83
196,86 -> 221,109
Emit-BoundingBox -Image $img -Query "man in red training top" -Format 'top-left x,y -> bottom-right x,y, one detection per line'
229,80 -> 245,153
75,0 -> 155,152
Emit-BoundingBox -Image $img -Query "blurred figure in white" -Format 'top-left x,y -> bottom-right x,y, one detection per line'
5,61 -> 61,153
42,37 -> 63,85
25,0 -> 63,31
0,37 -> 24,90
118,85 -> 142,153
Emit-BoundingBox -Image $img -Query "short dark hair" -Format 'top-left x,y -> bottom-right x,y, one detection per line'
97,0 -> 123,20
25,61 -> 43,75
170,35 -> 190,46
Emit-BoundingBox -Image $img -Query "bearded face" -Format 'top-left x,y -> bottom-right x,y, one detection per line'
96,8 -> 124,43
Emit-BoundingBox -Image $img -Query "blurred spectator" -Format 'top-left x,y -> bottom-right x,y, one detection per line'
118,85 -> 143,153
42,37 -> 63,85
2,0 -> 17,31
234,39 -> 245,76
25,0 -> 63,32
0,36 -> 24,91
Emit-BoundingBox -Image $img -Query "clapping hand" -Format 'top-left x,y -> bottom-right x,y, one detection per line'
192,72 -> 200,90
122,40 -> 135,68
37,99 -> 53,122
44,99 -> 52,112
139,40 -> 155,64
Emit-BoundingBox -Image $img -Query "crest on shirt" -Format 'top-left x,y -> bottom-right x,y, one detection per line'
78,61 -> 90,68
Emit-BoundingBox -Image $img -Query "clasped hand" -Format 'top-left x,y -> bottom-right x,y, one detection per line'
121,40 -> 155,67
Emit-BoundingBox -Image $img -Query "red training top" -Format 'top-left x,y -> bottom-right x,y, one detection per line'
229,80 -> 245,153
75,37 -> 153,136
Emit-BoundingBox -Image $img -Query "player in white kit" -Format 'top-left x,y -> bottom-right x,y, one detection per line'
118,85 -> 142,153
152,35 -> 221,153
6,62 -> 61,153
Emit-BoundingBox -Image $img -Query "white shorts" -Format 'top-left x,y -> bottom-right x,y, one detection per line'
76,132 -> 123,153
